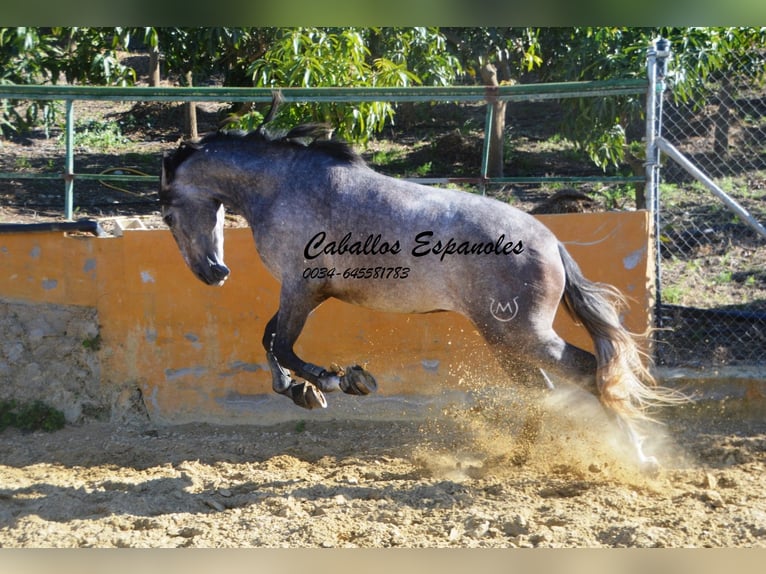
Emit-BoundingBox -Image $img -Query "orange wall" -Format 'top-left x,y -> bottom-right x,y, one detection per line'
0,211 -> 653,423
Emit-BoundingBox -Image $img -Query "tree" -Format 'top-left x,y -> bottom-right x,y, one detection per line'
536,27 -> 766,169
138,27 -> 268,137
658,27 -> 766,156
0,27 -> 135,135
244,27 -> 461,142
134,27 -> 461,141
3,26 -> 763,168
442,28 -> 543,178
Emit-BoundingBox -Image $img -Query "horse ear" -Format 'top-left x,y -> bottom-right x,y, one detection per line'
163,141 -> 201,185
255,90 -> 284,134
162,152 -> 176,186
161,153 -> 169,188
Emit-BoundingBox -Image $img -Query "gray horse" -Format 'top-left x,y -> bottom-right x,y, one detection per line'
160,117 -> 679,472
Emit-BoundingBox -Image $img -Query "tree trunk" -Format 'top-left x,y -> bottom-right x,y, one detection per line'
148,46 -> 161,87
479,62 -> 507,179
184,71 -> 198,140
625,149 -> 647,210
713,76 -> 734,157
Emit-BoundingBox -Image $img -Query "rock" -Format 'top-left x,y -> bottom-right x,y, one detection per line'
204,498 -> 226,512
464,517 -> 490,538
529,531 -> 552,546
270,496 -> 304,517
701,490 -> 724,508
503,514 -> 530,537
718,474 -> 738,488
311,505 -> 327,517
132,518 -> 159,531
175,526 -> 203,538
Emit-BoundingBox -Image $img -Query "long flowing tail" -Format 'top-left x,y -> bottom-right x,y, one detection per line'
557,243 -> 681,422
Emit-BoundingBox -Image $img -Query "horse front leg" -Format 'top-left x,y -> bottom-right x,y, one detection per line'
261,296 -> 377,410
262,312 -> 328,409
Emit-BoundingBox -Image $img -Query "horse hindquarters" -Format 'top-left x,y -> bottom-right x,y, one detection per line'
472,241 -> 663,469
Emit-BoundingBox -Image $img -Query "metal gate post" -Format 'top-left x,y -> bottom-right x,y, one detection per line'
645,38 -> 670,325
64,99 -> 75,220
479,101 -> 495,196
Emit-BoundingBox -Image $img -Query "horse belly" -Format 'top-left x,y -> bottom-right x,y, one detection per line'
328,265 -> 456,315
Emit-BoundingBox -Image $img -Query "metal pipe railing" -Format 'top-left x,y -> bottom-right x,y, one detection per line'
656,137 -> 766,240
0,80 -> 648,220
0,80 -> 647,103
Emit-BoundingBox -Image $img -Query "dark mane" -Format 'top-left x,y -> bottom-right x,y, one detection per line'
162,123 -> 364,190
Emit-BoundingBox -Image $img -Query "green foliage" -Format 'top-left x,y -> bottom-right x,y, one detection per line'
370,147 -> 406,166
660,27 -> 766,107
245,27 -> 460,143
0,399 -> 66,432
535,27 -> 766,169
82,334 -> 102,351
64,119 -> 129,150
714,270 -> 734,285
414,161 -> 432,176
442,27 -> 543,80
662,285 -> 685,305
600,184 -> 636,210
0,27 -> 135,136
2,26 -> 764,167
144,27 -> 266,87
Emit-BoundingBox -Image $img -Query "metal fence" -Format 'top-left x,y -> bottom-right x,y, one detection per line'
651,42 -> 766,367
0,82 -> 645,221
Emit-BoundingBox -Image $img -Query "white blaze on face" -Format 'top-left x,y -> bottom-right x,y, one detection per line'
212,203 -> 226,267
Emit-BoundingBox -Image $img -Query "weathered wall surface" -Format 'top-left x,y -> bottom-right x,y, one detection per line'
0,299 -> 101,422
0,211 -> 653,424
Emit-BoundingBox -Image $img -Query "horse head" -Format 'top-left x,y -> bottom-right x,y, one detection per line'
160,146 -> 230,286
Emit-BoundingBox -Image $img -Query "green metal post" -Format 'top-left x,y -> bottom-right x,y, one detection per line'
480,102 -> 495,195
64,100 -> 75,220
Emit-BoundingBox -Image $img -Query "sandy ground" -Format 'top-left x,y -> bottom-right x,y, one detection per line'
1,385 -> 765,549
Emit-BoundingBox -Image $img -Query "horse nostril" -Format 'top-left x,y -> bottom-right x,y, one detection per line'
210,262 -> 230,282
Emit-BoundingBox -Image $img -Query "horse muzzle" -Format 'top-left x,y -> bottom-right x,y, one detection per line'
198,258 -> 230,286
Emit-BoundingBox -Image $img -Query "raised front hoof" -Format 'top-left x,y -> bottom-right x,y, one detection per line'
286,381 -> 327,410
339,365 -> 378,396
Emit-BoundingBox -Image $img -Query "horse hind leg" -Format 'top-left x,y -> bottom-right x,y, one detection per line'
470,333 -> 556,466
534,331 -> 664,474
483,326 -> 601,466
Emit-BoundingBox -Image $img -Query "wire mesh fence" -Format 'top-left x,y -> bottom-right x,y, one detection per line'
655,50 -> 766,367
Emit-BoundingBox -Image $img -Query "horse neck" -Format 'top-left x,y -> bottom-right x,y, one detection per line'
205,146 -> 291,223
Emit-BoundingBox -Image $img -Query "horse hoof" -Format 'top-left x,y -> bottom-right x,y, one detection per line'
640,456 -> 661,477
340,365 -> 378,395
288,382 -> 327,410
316,373 -> 342,393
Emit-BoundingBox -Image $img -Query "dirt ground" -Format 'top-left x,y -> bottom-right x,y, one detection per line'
1,387 -> 764,548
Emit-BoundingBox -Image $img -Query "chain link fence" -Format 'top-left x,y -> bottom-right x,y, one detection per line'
655,50 -> 766,367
